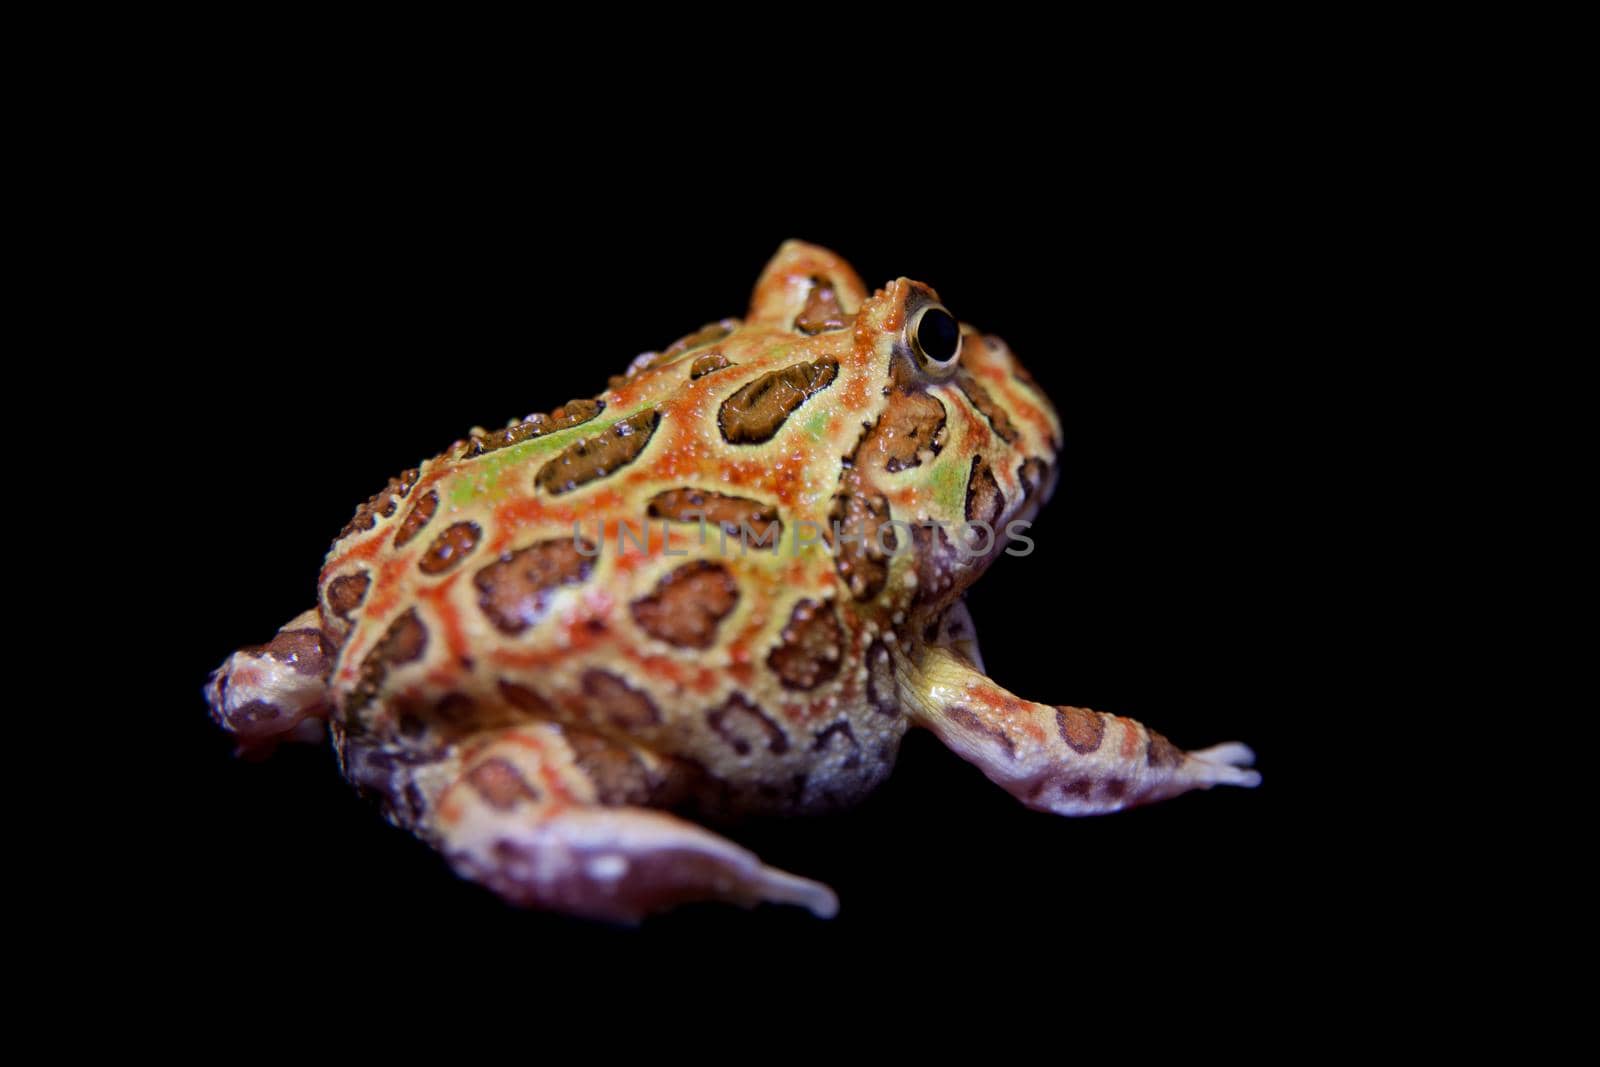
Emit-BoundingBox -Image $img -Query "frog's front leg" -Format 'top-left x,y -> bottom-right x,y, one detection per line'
902,645 -> 1260,814
422,723 -> 838,923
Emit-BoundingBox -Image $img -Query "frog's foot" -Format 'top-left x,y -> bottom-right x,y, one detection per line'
427,724 -> 838,924
903,646 -> 1261,815
204,609 -> 334,759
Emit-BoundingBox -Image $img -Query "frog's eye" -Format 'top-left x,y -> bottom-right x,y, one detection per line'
909,305 -> 962,377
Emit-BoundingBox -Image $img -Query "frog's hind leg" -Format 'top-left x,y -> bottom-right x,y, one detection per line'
204,609 -> 334,758
423,723 -> 838,924
903,645 -> 1260,815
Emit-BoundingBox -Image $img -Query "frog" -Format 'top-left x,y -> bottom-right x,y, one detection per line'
204,240 -> 1260,922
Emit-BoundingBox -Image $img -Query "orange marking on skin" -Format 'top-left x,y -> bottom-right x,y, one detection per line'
882,282 -> 908,332
617,648 -> 723,694
229,664 -> 263,689
948,388 -> 996,455
491,730 -> 576,803
963,680 -> 1011,714
887,483 -> 926,511
607,521 -> 700,574
334,626 -> 373,683
838,356 -> 873,412
362,551 -> 419,619
1118,717 -> 1142,759
424,666 -> 462,688
1018,712 -> 1046,745
320,532 -> 387,583
976,362 -> 1009,385
492,487 -> 626,553
416,572 -> 471,663
487,616 -> 608,669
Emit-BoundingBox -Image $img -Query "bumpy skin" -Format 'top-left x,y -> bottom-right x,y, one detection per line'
204,241 -> 1260,922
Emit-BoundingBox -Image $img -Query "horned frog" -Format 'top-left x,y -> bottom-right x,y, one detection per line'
205,240 -> 1260,922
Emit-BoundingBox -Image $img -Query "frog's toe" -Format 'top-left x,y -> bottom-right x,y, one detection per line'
1185,742 -> 1261,787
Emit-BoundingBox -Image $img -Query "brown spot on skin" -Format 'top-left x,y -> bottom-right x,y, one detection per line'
1055,706 -> 1105,755
794,279 -> 851,334
956,367 -> 1020,445
866,639 -> 899,717
767,599 -> 844,690
812,721 -> 862,769
910,521 -> 961,606
965,455 -> 1004,528
1018,457 -> 1052,499
418,521 -> 481,575
1102,779 -> 1128,800
464,399 -> 605,458
858,392 -> 947,474
648,488 -> 781,541
247,629 -> 331,678
498,681 -> 556,717
949,705 -> 1016,759
434,692 -> 477,726
707,694 -> 789,756
338,468 -> 420,540
466,757 -> 541,811
689,352 -> 733,379
229,700 -> 282,728
580,670 -> 660,729
828,490 -> 895,601
1059,778 -> 1093,799
664,321 -> 736,360
566,730 -> 656,805
1147,731 -> 1185,770
630,560 -> 739,649
393,489 -> 439,548
350,610 -> 429,712
474,537 -> 596,635
718,359 -> 838,444
327,572 -> 370,619
536,409 -> 660,495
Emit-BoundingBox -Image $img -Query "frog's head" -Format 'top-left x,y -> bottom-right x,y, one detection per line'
750,241 -> 1063,622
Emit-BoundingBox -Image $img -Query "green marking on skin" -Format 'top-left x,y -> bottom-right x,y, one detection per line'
930,457 -> 966,514
446,412 -> 634,504
804,409 -> 830,440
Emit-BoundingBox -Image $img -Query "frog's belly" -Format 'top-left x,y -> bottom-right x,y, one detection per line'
335,706 -> 908,832
334,654 -> 912,820
649,694 -> 912,817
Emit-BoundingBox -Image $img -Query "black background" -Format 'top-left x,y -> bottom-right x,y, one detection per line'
134,111 -> 1339,1009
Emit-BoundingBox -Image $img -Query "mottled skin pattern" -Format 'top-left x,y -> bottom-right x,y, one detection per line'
205,241 -> 1260,922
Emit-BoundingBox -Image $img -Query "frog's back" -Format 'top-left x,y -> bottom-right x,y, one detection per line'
316,243 -> 913,813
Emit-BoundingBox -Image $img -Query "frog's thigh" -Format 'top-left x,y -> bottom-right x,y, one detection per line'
427,723 -> 837,923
